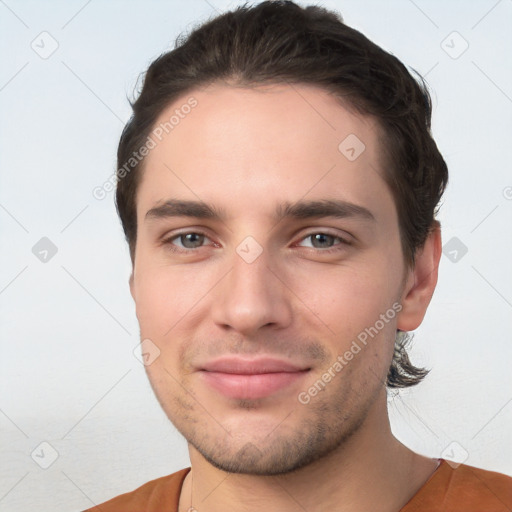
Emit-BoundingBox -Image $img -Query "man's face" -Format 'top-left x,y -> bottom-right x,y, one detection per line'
130,82 -> 408,475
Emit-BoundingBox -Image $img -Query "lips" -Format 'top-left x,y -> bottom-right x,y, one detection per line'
199,357 -> 310,400
201,357 -> 307,374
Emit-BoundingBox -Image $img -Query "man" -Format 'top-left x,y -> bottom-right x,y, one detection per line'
86,1 -> 512,510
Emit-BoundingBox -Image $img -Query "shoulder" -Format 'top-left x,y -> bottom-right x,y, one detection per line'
402,459 -> 512,512
82,467 -> 190,512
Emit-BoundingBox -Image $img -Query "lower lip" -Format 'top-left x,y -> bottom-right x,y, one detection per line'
200,371 -> 308,400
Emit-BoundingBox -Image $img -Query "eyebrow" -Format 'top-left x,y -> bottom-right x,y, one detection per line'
145,198 -> 376,223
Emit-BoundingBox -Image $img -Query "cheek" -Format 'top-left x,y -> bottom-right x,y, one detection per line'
133,269 -> 181,336
290,261 -> 397,331
133,262 -> 216,337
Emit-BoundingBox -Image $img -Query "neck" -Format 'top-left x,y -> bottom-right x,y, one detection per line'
178,395 -> 439,512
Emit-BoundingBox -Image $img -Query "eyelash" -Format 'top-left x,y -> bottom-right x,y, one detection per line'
161,231 -> 352,255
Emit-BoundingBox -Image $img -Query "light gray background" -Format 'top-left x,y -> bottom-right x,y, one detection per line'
1,0 -> 511,510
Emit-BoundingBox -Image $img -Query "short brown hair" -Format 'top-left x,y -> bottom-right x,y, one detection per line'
115,0 -> 448,388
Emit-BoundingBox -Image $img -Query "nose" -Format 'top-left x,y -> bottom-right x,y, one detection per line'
210,249 -> 293,337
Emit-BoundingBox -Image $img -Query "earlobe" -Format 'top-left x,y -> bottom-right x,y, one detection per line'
396,222 -> 442,332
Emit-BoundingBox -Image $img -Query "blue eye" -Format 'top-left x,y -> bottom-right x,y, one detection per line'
162,231 -> 350,255
302,233 -> 336,249
297,233 -> 350,252
175,233 -> 206,249
163,232 -> 210,252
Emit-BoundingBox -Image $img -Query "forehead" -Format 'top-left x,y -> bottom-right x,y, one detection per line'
136,82 -> 395,226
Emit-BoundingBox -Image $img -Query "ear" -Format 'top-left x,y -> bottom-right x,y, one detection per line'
396,221 -> 442,332
129,272 -> 135,301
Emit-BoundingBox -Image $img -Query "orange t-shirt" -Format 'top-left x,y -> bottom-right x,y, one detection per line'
84,459 -> 512,511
